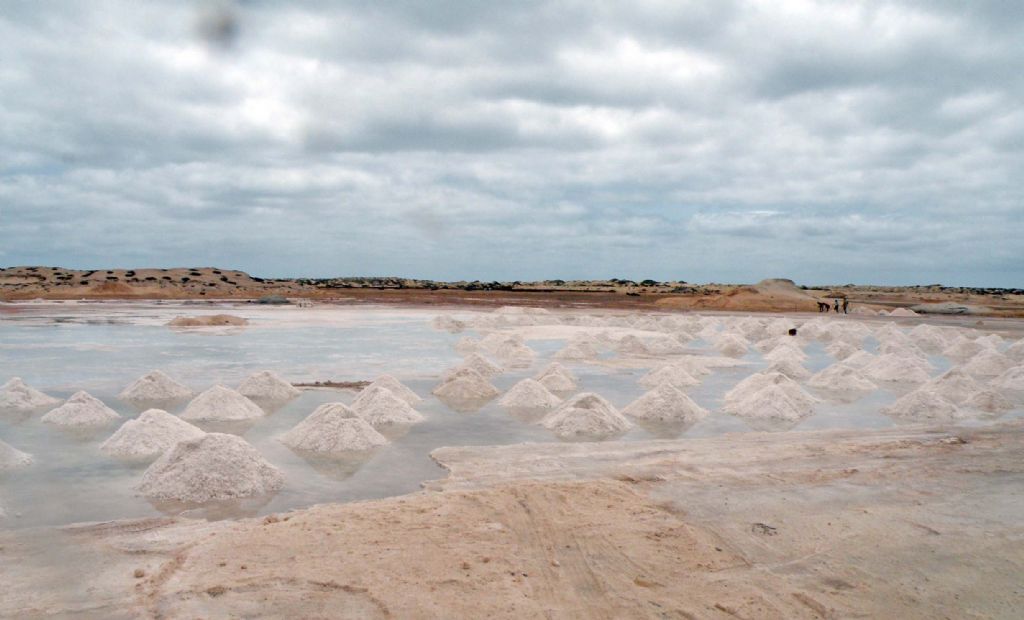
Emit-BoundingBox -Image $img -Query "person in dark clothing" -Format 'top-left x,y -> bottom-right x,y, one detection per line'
842,298 -> 849,314
834,299 -> 840,313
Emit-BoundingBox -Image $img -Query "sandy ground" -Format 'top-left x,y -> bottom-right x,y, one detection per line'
2,422 -> 1022,618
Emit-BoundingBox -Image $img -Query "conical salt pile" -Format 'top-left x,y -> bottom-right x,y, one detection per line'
237,370 -> 301,402
807,364 -> 876,392
882,390 -> 964,422
136,433 -> 284,503
723,372 -> 818,415
615,335 -> 651,356
180,386 -> 265,422
639,364 -> 700,389
365,375 -> 421,405
942,338 -> 987,360
908,324 -> 950,353
864,354 -> 931,384
926,369 -> 986,405
540,393 -> 632,439
764,358 -> 811,381
825,341 -> 859,361
715,334 -> 749,358
280,403 -> 388,453
453,336 -> 480,354
447,354 -> 503,379
888,307 -> 917,317
0,438 -> 32,470
351,385 -> 425,426
118,370 -> 193,403
841,351 -> 876,369
555,340 -> 600,360
991,366 -> 1024,391
622,383 -> 708,424
1005,340 -> 1024,361
535,363 -> 578,392
0,377 -> 62,412
499,379 -> 562,409
432,368 -> 501,402
725,385 -> 815,425
976,334 -> 1005,349
100,409 -> 205,461
961,350 -> 1014,377
963,389 -> 1013,414
764,343 -> 807,363
41,391 -> 120,427
495,340 -> 536,366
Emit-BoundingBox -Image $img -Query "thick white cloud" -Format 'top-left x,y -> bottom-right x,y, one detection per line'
0,0 -> 1021,286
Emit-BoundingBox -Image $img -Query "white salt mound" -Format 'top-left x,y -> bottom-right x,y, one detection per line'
639,364 -> 701,389
0,438 -> 32,470
495,341 -> 536,365
280,403 -> 388,453
926,369 -> 986,405
351,385 -> 425,426
41,391 -> 120,427
942,339 -> 987,360
100,409 -> 205,461
615,335 -> 651,356
991,366 -> 1024,391
764,358 -> 811,381
726,385 -> 815,424
451,354 -> 503,379
622,383 -> 708,424
715,334 -> 749,357
535,363 -> 578,392
180,386 -> 265,422
963,389 -> 1013,414
137,433 -> 284,503
864,354 -> 931,384
365,375 -> 421,405
0,377 -> 62,412
723,372 -> 818,415
237,370 -> 301,401
453,336 -> 480,354
807,364 -> 876,392
1005,340 -> 1024,361
432,368 -> 501,402
961,350 -> 1014,377
555,341 -> 599,360
824,341 -> 859,361
118,370 -> 193,403
888,308 -> 917,317
841,351 -> 876,369
499,379 -> 562,409
540,393 -> 632,439
882,390 -> 964,422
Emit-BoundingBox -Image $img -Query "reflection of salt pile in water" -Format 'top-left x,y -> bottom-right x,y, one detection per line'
808,364 -> 876,393
864,354 -> 932,384
41,391 -> 120,427
882,390 -> 964,422
445,354 -> 502,380
352,385 -> 425,426
764,358 -> 811,380
0,438 -> 32,470
961,350 -> 1014,377
499,379 -> 561,409
723,372 -> 818,423
540,393 -> 632,439
991,366 -> 1024,391
180,386 -> 265,422
432,368 -> 501,402
622,383 -> 708,424
0,377 -> 62,412
715,333 -> 749,357
535,362 -> 578,392
365,375 -> 421,405
280,403 -> 388,453
639,364 -> 700,388
137,433 -> 284,503
118,370 -> 192,404
237,370 -> 301,402
100,409 -> 205,461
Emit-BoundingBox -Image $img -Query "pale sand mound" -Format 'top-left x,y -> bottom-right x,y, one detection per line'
181,386 -> 265,422
841,350 -> 876,369
882,390 -> 965,422
167,314 -> 248,327
962,389 -> 1013,414
888,308 -> 918,317
499,379 -> 562,409
621,383 -> 708,424
137,433 -> 284,503
638,364 -> 701,389
0,377 -> 62,412
540,393 -> 632,439
0,438 -> 32,470
237,371 -> 301,402
494,341 -> 536,366
351,385 -> 425,426
280,403 -> 388,453
100,409 -> 205,461
715,334 -> 749,358
991,366 -> 1024,391
764,358 -> 811,381
534,363 -> 578,392
961,350 -> 1015,377
725,385 -> 815,425
926,369 -> 987,405
453,336 -> 479,355
824,341 -> 859,360
446,354 -> 502,380
432,368 -> 501,402
365,375 -> 421,405
723,372 -> 818,415
118,370 -> 193,403
41,391 -> 120,427
763,343 -> 807,363
807,364 -> 877,392
864,354 -> 932,384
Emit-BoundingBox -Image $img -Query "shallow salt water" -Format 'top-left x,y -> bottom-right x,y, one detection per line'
0,302 -> 1019,528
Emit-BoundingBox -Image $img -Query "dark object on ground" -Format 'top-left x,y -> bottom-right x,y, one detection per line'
293,380 -> 371,390
751,523 -> 778,536
817,302 -> 830,312
788,328 -> 797,336
256,295 -> 290,305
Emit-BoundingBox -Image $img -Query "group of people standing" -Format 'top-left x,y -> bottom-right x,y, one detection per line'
818,298 -> 849,314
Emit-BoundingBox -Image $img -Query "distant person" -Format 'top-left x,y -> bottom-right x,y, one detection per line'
834,299 -> 840,313
817,301 -> 830,313
842,298 -> 849,314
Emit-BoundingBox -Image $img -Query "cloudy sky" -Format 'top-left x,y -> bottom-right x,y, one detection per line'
1,1 -> 1021,286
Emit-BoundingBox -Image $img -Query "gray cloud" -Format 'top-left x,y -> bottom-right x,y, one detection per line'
0,0 -> 1021,286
